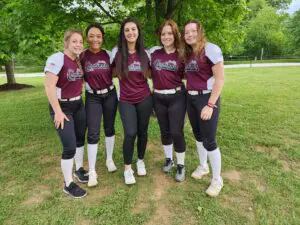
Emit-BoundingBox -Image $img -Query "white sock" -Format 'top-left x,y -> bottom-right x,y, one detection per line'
74,146 -> 84,170
61,158 -> 73,186
88,143 -> 98,172
208,148 -> 222,181
196,141 -> 208,168
105,136 -> 115,161
176,152 -> 185,165
163,144 -> 173,160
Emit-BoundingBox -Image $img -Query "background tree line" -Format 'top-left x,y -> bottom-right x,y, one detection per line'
0,0 -> 299,84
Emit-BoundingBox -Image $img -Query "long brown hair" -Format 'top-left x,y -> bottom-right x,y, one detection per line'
158,19 -> 181,51
181,19 -> 207,62
115,17 -> 149,78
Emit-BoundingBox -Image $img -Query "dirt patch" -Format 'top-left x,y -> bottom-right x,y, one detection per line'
221,191 -> 255,221
0,83 -> 34,91
21,185 -> 51,206
279,159 -> 291,172
76,219 -> 91,225
223,170 -> 242,182
83,186 -> 113,205
254,145 -> 280,156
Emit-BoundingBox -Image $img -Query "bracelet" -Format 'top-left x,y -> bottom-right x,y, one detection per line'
207,102 -> 217,108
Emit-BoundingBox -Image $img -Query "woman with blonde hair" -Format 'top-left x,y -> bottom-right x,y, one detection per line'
44,28 -> 88,198
182,20 -> 225,197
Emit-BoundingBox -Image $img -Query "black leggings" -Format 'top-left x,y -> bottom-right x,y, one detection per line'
49,99 -> 86,159
187,93 -> 220,151
85,89 -> 118,144
153,91 -> 186,153
119,95 -> 153,165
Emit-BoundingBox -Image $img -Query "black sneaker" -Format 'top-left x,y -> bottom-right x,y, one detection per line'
74,167 -> 89,183
175,164 -> 185,182
63,182 -> 87,199
163,158 -> 174,173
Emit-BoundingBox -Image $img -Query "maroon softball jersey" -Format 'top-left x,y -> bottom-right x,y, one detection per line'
44,52 -> 83,99
111,47 -> 151,104
150,47 -> 184,90
80,49 -> 113,91
185,42 -> 223,91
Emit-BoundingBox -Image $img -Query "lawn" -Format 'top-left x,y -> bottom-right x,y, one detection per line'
0,67 -> 299,225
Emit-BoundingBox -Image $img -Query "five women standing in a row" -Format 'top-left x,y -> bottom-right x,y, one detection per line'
44,18 -> 225,199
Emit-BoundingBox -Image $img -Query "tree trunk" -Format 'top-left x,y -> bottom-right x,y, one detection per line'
5,60 -> 16,84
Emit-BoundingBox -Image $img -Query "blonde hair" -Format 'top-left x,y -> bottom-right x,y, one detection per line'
63,28 -> 83,49
181,20 -> 207,62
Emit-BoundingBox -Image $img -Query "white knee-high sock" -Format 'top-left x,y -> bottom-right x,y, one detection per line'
163,144 -> 173,160
176,152 -> 185,165
207,148 -> 222,181
61,158 -> 73,186
88,143 -> 98,172
105,136 -> 115,161
74,146 -> 84,170
196,141 -> 208,168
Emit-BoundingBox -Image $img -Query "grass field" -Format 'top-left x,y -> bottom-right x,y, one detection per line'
0,67 -> 300,225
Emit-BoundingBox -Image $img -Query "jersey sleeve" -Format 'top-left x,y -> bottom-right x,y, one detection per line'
205,43 -> 223,65
110,47 -> 118,65
44,52 -> 64,75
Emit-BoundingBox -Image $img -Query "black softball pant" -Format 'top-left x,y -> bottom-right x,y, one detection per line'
49,99 -> 86,159
187,93 -> 220,151
119,95 -> 153,165
85,89 -> 118,144
153,91 -> 186,153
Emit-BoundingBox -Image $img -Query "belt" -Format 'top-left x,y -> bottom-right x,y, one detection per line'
87,85 -> 114,95
154,87 -> 181,95
188,90 -> 211,95
59,96 -> 81,102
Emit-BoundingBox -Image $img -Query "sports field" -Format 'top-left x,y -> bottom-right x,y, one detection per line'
0,67 -> 299,225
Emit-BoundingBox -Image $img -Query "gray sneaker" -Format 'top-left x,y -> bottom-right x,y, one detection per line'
163,158 -> 174,173
175,164 -> 185,182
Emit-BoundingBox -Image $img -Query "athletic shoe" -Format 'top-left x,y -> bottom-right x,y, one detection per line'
206,177 -> 223,197
191,165 -> 209,180
136,159 -> 147,176
106,159 -> 117,172
87,171 -> 98,187
63,182 -> 87,199
74,167 -> 89,183
175,164 -> 185,182
124,168 -> 136,185
163,158 -> 174,173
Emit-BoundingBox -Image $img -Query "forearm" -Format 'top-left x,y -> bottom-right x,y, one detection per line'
208,63 -> 225,105
45,82 -> 62,114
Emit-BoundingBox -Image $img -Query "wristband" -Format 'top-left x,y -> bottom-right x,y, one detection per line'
207,102 -> 217,108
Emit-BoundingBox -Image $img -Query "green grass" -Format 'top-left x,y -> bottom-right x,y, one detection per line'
0,67 -> 300,225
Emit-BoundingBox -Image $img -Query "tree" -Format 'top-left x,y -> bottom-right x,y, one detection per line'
286,10 -> 300,55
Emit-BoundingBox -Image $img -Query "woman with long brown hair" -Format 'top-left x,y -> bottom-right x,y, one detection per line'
111,17 -> 152,185
44,28 -> 88,198
150,19 -> 186,182
182,20 -> 225,197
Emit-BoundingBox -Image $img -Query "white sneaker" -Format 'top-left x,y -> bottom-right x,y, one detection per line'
106,159 -> 117,172
88,171 -> 98,187
136,160 -> 146,176
191,165 -> 209,179
124,168 -> 136,185
206,177 -> 223,197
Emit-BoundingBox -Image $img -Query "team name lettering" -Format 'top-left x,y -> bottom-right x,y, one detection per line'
185,60 -> 199,72
154,59 -> 177,72
67,69 -> 83,81
85,60 -> 110,72
128,61 -> 142,72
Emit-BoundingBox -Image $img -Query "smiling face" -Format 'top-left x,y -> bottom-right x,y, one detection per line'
87,27 -> 103,52
65,32 -> 83,56
160,25 -> 175,49
124,22 -> 139,44
184,23 -> 199,47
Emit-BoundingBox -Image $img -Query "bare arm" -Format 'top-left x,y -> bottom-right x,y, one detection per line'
200,62 -> 224,120
44,72 -> 69,129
